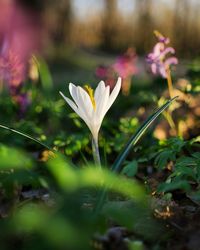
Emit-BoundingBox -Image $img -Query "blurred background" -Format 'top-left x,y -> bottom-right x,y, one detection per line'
1,0 -> 196,87
40,0 -> 200,57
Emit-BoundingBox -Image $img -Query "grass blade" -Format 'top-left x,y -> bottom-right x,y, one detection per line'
0,124 -> 53,151
111,96 -> 178,173
36,56 -> 53,91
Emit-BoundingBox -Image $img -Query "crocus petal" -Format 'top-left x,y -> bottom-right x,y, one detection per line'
59,91 -> 86,120
95,85 -> 110,122
59,91 -> 77,112
60,91 -> 95,134
69,83 -> 94,121
69,83 -> 78,102
106,77 -> 121,111
77,86 -> 94,117
94,80 -> 106,107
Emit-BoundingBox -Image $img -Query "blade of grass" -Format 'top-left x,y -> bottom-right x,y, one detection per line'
37,56 -> 53,91
94,96 -> 178,214
0,124 -> 53,151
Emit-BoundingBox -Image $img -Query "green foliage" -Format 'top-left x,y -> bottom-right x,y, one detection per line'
0,144 -> 32,169
122,160 -> 138,177
154,137 -> 186,169
112,97 -> 177,173
0,148 -> 155,249
154,137 -> 200,193
0,51 -> 199,250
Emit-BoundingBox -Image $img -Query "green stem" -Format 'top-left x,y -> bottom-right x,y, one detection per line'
165,68 -> 177,134
92,136 -> 101,167
163,110 -> 176,131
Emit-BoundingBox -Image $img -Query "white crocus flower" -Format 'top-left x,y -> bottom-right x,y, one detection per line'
59,77 -> 121,165
59,77 -> 121,141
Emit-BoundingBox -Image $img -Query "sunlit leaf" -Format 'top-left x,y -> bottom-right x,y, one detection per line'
0,145 -> 32,169
47,154 -> 146,203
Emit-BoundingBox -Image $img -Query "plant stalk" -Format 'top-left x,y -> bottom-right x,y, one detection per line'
166,67 -> 173,99
92,136 -> 101,167
163,110 -> 176,131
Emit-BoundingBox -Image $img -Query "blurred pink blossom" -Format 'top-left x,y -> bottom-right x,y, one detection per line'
95,48 -> 138,95
0,50 -> 25,87
95,65 -> 116,89
0,0 -> 43,86
113,48 -> 138,79
0,0 -> 43,113
95,65 -> 109,79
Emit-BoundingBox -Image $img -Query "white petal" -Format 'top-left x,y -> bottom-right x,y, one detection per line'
69,83 -> 79,106
69,83 -> 93,119
96,85 -> 110,121
94,80 -> 106,107
77,86 -> 94,117
59,91 -> 78,112
90,85 -> 110,139
106,77 -> 121,111
60,89 -> 95,138
60,91 -> 89,125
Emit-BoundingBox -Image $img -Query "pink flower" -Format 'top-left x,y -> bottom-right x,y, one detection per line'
113,48 -> 138,79
0,0 -> 43,86
95,48 -> 138,94
0,0 -> 44,113
95,65 -> 109,79
146,32 -> 178,78
0,49 -> 25,87
95,65 -> 116,89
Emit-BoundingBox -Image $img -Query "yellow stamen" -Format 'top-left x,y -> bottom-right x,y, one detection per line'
84,85 -> 96,110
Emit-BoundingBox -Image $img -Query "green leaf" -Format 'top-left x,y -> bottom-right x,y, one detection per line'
175,156 -> 197,167
0,145 -> 32,169
111,96 -> 178,173
122,160 -> 138,177
37,56 -> 53,91
47,154 -> 146,203
192,152 -> 200,159
157,180 -> 191,193
173,166 -> 196,180
154,150 -> 174,169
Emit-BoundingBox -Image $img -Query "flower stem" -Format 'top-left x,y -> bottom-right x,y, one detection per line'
165,67 -> 177,135
92,136 -> 101,167
163,110 -> 176,130
166,67 -> 173,98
